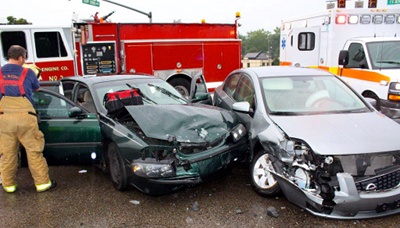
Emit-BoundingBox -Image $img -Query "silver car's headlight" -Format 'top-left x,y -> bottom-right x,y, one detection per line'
230,123 -> 247,142
132,159 -> 176,178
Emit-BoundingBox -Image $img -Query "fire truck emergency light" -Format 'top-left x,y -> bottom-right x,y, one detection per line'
236,12 -> 241,19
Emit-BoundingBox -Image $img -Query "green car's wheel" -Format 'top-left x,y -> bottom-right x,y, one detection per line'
108,143 -> 128,191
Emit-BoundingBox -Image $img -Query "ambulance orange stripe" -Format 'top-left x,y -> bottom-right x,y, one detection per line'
279,63 -> 391,84
334,68 -> 390,83
280,61 -> 292,66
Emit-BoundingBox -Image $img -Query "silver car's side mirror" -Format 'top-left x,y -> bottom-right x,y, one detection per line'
232,101 -> 251,113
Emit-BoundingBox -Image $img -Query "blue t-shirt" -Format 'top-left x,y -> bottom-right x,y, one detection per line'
0,64 -> 39,105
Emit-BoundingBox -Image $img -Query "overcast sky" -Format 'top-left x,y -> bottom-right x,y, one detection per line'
0,0 -> 328,34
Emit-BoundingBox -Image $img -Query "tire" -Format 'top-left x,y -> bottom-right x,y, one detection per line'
107,143 -> 128,191
168,78 -> 191,99
249,151 -> 281,197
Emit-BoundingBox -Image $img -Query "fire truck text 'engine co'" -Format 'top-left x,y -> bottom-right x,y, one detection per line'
0,14 -> 242,96
280,0 -> 400,118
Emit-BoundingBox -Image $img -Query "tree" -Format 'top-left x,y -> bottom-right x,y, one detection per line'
242,29 -> 269,54
6,16 -> 31,25
240,27 -> 281,65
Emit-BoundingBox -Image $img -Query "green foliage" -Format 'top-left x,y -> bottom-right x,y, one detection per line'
240,26 -> 281,65
6,16 -> 31,25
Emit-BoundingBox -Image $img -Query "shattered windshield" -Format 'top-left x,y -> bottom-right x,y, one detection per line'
262,75 -> 369,115
93,78 -> 188,113
367,41 -> 400,69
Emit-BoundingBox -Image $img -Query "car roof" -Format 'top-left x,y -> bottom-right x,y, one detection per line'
236,66 -> 334,78
60,74 -> 157,85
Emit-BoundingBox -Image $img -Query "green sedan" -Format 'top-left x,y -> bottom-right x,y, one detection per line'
31,75 -> 248,195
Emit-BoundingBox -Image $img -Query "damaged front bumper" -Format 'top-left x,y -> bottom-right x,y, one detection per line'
128,137 -> 248,195
277,171 -> 400,219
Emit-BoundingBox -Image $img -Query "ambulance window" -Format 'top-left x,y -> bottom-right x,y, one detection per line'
34,32 -> 67,58
347,43 -> 366,68
298,32 -> 315,51
1,31 -> 27,59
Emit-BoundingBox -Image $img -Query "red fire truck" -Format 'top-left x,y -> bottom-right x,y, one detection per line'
0,17 -> 242,95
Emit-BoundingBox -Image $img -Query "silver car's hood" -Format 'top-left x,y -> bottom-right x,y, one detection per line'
270,111 -> 400,155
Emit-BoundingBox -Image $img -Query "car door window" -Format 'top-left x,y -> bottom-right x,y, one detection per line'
223,73 -> 241,98
33,91 -> 74,118
234,75 -> 255,109
61,81 -> 76,100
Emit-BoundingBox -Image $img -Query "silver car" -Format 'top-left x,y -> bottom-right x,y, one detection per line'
213,66 -> 400,219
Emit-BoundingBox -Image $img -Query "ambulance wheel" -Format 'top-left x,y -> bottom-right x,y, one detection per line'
169,78 -> 190,99
108,143 -> 128,191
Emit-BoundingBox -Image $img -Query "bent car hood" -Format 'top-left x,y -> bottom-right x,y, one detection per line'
125,104 -> 236,143
270,111 -> 400,155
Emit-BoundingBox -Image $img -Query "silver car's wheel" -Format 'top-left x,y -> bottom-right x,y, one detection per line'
250,151 -> 281,196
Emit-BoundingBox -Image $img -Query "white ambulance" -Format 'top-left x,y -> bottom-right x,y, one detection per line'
280,0 -> 400,118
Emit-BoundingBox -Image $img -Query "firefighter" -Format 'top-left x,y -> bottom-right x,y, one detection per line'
0,45 -> 56,193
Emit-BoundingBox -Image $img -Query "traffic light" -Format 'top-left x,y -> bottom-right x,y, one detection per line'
368,0 -> 377,8
337,0 -> 346,8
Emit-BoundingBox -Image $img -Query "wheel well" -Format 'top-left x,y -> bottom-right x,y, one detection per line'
250,140 -> 265,162
100,138 -> 112,172
362,90 -> 381,110
362,90 -> 379,99
166,74 -> 191,85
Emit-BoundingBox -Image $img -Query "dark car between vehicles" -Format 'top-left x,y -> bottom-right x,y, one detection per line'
32,74 -> 248,195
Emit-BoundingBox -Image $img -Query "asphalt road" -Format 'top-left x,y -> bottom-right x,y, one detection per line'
2,164 -> 400,228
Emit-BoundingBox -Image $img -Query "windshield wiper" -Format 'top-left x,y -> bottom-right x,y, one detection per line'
269,111 -> 302,116
148,83 -> 187,103
376,60 -> 400,65
126,83 -> 157,104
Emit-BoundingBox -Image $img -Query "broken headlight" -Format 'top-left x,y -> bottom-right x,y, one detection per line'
230,123 -> 247,142
132,158 -> 176,178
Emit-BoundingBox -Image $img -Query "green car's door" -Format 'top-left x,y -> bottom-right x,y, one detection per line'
33,89 -> 102,165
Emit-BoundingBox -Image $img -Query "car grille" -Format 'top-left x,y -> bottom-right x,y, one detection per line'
180,136 -> 224,154
355,169 -> 400,192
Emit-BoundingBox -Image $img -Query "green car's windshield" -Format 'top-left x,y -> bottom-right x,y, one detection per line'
262,75 -> 370,115
93,78 -> 188,113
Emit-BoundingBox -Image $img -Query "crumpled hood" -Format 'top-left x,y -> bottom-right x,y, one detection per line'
270,112 -> 400,155
125,104 -> 237,143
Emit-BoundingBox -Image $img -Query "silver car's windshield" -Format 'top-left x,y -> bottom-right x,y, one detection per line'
262,75 -> 369,115
93,78 -> 188,113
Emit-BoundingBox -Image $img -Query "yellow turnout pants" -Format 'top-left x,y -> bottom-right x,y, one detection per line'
0,96 -> 50,187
